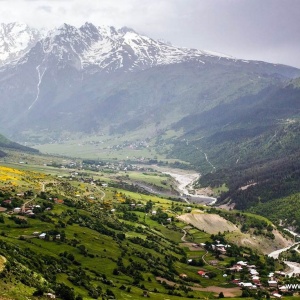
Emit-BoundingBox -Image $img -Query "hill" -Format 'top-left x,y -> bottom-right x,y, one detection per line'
0,158 -> 297,299
0,133 -> 39,155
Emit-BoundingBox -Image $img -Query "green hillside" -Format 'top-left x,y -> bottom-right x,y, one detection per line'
0,133 -> 39,154
166,79 -> 300,211
0,158 -> 297,299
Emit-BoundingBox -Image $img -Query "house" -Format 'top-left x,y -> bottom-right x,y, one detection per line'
151,210 -> 157,215
249,269 -> 259,276
39,233 -> 47,239
275,271 -> 286,277
45,293 -> 56,299
197,270 -> 206,277
54,199 -> 64,204
279,286 -> 288,292
179,273 -> 188,278
247,265 -> 257,269
272,293 -> 282,298
14,207 -> 21,213
232,279 -> 240,284
229,264 -> 243,272
268,280 -> 278,287
237,261 -> 248,266
217,247 -> 227,254
240,282 -> 257,289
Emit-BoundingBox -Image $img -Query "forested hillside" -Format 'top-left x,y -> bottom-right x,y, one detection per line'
167,78 -> 300,212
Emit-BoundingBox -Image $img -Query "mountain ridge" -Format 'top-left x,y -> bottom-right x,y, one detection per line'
0,21 -> 299,165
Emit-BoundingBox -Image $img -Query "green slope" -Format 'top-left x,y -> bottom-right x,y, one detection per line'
167,78 -> 300,211
0,162 -> 293,299
0,133 -> 38,154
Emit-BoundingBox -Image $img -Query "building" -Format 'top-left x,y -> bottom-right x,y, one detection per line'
197,270 -> 206,277
39,233 -> 47,239
268,280 -> 278,288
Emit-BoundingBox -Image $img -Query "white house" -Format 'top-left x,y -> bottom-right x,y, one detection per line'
39,233 -> 47,239
14,207 -> 21,213
268,280 -> 278,287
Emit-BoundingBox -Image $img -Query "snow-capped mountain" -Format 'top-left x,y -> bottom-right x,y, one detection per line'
1,22 -> 233,73
0,22 -> 299,139
0,22 -> 43,66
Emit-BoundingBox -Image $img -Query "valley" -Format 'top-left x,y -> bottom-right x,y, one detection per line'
0,20 -> 299,300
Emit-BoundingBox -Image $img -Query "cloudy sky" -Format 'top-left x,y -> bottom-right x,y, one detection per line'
1,0 -> 300,68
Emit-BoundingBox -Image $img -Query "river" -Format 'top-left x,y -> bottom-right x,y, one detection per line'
155,167 -> 217,205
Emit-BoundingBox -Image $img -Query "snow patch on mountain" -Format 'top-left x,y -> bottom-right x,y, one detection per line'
0,22 -> 235,73
0,22 -> 42,65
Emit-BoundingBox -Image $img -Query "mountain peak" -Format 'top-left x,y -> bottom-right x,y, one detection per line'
118,26 -> 136,35
0,22 -> 41,65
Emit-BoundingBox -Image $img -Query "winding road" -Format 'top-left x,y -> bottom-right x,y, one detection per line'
94,185 -> 106,201
268,240 -> 300,277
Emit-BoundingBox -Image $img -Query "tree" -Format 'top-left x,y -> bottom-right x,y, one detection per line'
219,292 -> 225,298
55,283 -> 75,300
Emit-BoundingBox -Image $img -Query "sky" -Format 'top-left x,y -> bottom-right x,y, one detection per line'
1,0 -> 300,68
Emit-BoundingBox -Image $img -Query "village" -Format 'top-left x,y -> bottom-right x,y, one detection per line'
1,164 -> 300,299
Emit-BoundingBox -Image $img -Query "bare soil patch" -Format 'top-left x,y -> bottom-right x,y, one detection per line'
156,277 -> 241,297
193,286 -> 241,297
218,202 -> 236,210
195,187 -> 214,196
178,213 -> 238,234
179,242 -> 204,251
227,230 -> 292,255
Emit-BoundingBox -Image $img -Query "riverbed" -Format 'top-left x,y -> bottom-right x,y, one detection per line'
268,229 -> 300,277
152,166 -> 217,205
